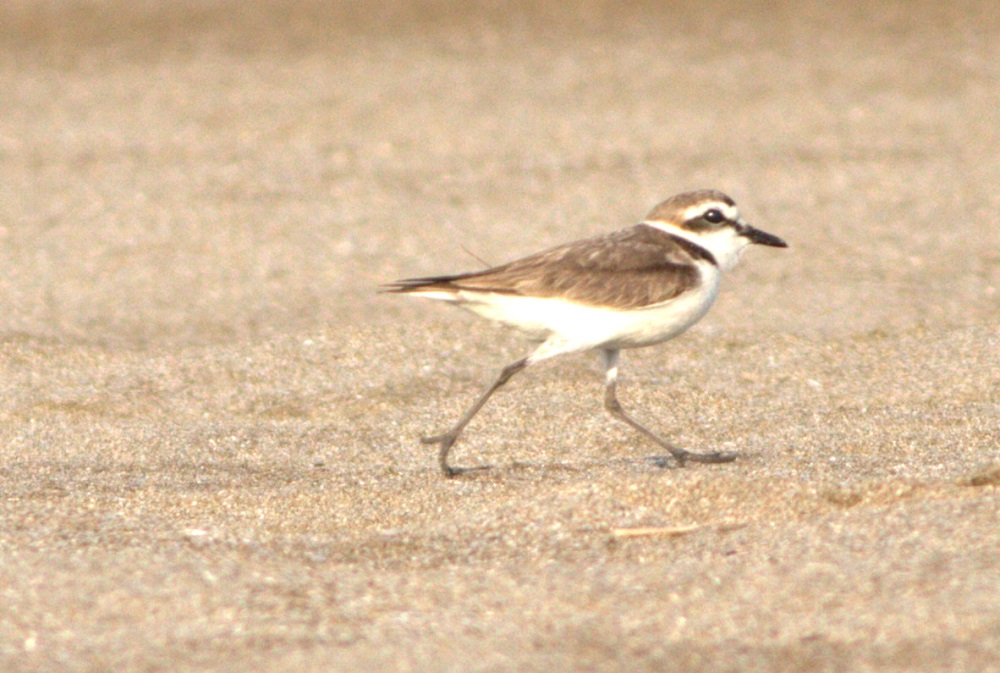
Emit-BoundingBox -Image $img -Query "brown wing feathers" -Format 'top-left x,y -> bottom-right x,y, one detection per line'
383,225 -> 708,310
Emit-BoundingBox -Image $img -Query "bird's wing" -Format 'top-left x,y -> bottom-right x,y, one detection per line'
387,225 -> 709,310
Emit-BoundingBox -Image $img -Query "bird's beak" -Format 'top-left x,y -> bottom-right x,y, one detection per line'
743,225 -> 788,248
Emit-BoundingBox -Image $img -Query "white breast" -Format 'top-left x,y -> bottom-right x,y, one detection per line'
439,261 -> 721,358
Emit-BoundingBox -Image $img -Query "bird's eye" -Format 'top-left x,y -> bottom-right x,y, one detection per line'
702,209 -> 725,224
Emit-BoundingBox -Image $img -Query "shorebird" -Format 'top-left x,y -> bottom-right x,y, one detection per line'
383,190 -> 787,476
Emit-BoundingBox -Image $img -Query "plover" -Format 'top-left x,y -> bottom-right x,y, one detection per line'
383,190 -> 787,476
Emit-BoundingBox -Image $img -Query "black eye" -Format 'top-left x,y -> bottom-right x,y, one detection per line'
703,209 -> 725,224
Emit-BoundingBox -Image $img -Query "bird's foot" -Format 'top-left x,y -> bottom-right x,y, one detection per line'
646,448 -> 738,469
441,464 -> 493,478
421,432 -> 491,477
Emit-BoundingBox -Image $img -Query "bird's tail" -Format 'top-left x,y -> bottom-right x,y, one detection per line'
379,274 -> 465,295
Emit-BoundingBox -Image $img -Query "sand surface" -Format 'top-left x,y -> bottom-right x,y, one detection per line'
2,1 -> 998,671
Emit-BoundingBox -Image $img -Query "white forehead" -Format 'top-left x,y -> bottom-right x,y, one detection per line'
681,201 -> 741,222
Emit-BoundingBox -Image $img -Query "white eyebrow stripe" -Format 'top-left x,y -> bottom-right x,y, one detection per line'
681,202 -> 740,222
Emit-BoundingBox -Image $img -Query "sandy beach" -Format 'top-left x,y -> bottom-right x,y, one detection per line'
1,1 -> 998,670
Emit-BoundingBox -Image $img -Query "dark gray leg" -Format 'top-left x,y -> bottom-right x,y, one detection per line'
422,357 -> 530,477
600,349 -> 737,467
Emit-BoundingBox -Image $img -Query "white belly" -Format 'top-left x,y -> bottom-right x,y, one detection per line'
427,265 -> 721,355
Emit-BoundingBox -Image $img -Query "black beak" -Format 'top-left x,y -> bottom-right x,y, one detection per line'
743,225 -> 788,248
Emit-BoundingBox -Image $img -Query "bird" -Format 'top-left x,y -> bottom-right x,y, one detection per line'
382,190 -> 787,476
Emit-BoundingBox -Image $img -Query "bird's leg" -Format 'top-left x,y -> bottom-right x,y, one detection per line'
600,349 -> 737,467
422,357 -> 530,477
